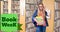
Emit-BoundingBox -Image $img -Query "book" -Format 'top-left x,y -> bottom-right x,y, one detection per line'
36,16 -> 44,22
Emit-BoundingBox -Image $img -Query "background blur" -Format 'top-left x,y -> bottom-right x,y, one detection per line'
0,0 -> 60,32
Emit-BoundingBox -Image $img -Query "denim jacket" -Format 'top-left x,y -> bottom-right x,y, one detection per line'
32,10 -> 48,27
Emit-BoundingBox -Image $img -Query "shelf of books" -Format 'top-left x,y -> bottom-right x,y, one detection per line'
54,0 -> 60,32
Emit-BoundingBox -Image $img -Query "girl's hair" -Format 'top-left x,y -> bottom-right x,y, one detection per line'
37,3 -> 44,8
37,2 -> 43,5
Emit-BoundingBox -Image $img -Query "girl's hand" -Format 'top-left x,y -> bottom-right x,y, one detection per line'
37,21 -> 44,25
34,18 -> 39,25
34,18 -> 38,22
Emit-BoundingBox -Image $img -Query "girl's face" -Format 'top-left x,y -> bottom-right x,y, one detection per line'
38,4 -> 44,11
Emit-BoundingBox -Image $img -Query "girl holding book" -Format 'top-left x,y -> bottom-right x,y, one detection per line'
32,3 -> 48,32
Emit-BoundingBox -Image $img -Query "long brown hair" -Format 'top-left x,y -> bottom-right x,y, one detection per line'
37,3 -> 45,17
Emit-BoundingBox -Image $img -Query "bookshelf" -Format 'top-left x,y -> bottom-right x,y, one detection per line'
3,1 -> 8,13
54,0 -> 60,32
